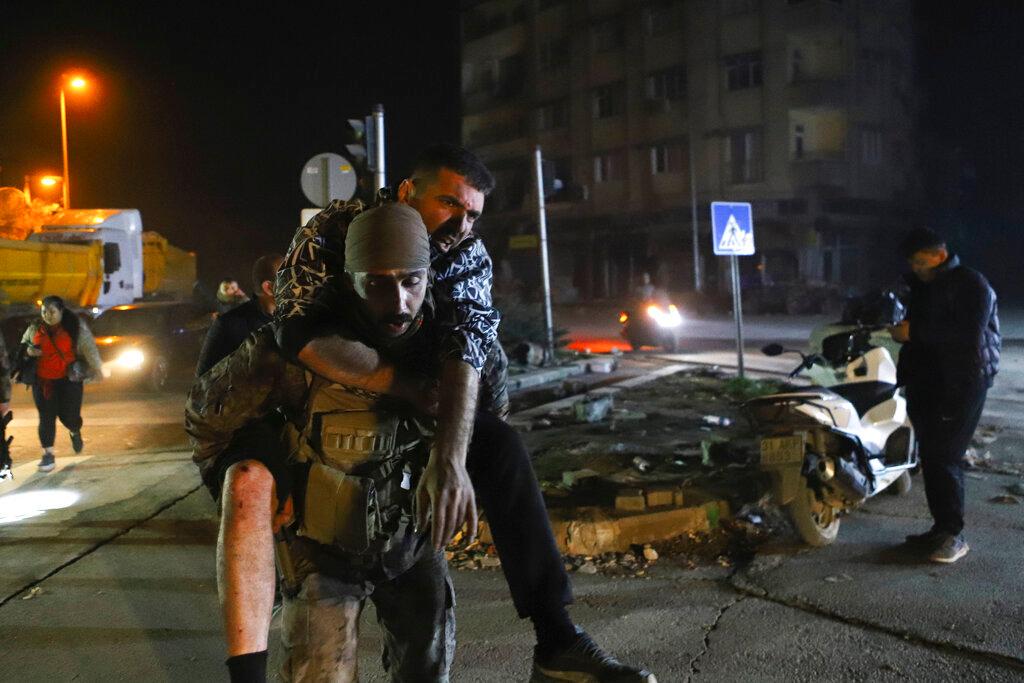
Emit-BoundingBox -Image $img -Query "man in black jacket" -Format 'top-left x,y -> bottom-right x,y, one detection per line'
197,254 -> 284,376
891,228 -> 1000,563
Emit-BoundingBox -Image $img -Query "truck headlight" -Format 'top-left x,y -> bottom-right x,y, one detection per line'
115,348 -> 145,370
646,304 -> 683,328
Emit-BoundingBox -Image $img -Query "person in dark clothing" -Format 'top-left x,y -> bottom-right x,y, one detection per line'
197,255 -> 283,376
891,228 -> 1000,564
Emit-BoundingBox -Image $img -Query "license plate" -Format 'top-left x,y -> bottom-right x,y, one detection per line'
760,436 -> 805,466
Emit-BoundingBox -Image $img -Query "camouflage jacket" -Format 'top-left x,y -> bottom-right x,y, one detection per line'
185,326 -> 309,491
273,198 -> 509,419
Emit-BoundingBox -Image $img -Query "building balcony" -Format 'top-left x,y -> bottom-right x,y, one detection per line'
789,154 -> 848,190
786,77 -> 848,109
784,0 -> 847,30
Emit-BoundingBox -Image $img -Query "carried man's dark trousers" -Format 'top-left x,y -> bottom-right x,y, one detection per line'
907,380 -> 988,536
465,411 -> 572,617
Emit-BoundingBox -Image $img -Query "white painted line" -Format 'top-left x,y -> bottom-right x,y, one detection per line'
0,455 -> 94,494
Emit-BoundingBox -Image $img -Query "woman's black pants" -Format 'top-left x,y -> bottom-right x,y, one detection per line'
31,379 -> 84,449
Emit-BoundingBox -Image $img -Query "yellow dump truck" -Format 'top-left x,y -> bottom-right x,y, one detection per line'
0,208 -> 196,316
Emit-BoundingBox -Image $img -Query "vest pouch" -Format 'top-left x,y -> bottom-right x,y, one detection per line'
298,461 -> 381,554
317,409 -> 400,472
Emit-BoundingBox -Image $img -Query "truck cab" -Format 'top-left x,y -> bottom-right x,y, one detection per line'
28,209 -> 144,311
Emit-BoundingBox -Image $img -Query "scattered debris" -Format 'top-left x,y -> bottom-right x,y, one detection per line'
824,573 -> 854,583
577,561 -> 598,574
562,468 -> 600,488
615,488 -> 647,512
574,394 -> 615,423
21,586 -> 43,600
989,495 -> 1020,505
1006,482 -> 1024,496
642,545 -> 659,562
631,456 -> 652,473
587,358 -> 617,374
511,341 -> 546,367
702,415 -> 733,427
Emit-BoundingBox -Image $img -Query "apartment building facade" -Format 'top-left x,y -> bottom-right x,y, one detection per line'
460,0 -> 915,303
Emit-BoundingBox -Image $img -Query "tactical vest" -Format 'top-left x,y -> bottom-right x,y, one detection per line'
290,376 -> 433,556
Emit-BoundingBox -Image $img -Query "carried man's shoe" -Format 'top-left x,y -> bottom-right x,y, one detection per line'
531,628 -> 656,682
929,534 -> 969,564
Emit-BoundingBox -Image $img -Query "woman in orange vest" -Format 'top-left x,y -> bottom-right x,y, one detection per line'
20,296 -> 102,472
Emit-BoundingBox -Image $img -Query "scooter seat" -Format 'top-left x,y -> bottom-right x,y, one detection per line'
830,381 -> 898,418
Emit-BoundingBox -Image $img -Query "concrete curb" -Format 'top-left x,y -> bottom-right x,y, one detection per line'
505,361 -> 587,392
479,499 -> 730,556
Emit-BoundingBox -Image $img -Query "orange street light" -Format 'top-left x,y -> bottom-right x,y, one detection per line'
59,73 -> 90,209
40,175 -> 60,187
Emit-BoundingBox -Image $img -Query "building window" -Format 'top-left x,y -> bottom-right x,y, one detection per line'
721,0 -> 759,14
645,66 -> 687,101
790,48 -> 804,82
592,18 -> 624,52
724,52 -> 763,90
593,150 -> 624,183
642,2 -> 677,36
861,130 -> 882,165
725,129 -> 763,183
536,99 -> 569,131
592,83 -> 624,119
650,142 -> 685,175
539,37 -> 570,71
792,124 -> 805,159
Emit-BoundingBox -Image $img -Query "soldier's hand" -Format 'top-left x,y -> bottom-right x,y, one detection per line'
271,494 -> 294,535
416,447 -> 478,552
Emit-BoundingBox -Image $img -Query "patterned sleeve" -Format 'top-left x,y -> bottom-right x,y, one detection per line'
272,199 -> 365,359
431,236 -> 501,373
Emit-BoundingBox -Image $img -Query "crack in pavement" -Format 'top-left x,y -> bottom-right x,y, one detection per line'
728,569 -> 1024,674
685,569 -> 746,683
0,483 -> 203,609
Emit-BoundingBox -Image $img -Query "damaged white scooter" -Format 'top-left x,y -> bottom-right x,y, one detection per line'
744,328 -> 917,546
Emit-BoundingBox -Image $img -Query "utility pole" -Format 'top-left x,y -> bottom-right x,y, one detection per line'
370,104 -> 386,191
532,146 -> 556,364
688,131 -> 702,292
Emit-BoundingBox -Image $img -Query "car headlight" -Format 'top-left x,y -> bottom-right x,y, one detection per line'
115,348 -> 146,370
646,304 -> 683,328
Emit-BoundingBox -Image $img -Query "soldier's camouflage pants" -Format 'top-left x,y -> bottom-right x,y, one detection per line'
279,550 -> 455,682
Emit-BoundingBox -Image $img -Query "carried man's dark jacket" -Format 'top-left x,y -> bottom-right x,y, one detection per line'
196,298 -> 273,376
897,253 -> 1000,399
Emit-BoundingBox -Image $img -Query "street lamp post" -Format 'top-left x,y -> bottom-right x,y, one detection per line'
59,75 -> 87,209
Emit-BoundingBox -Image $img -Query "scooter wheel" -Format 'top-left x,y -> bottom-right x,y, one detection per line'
788,483 -> 840,546
891,470 -> 912,496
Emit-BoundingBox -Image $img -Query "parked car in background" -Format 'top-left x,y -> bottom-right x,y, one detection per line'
90,301 -> 213,391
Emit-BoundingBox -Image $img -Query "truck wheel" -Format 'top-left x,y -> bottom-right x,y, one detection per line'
787,483 -> 840,546
148,356 -> 169,392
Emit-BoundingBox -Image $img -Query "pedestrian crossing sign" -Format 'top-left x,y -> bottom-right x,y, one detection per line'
711,201 -> 755,256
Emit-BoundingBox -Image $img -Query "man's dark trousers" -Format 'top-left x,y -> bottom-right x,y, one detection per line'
466,411 -> 572,617
907,379 -> 988,536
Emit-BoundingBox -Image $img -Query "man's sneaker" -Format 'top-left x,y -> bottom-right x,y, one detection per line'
904,527 -> 942,549
929,534 -> 969,564
38,453 -> 55,473
70,431 -> 84,454
531,628 -> 656,683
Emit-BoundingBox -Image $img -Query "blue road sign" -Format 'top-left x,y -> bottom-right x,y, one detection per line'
711,201 -> 755,256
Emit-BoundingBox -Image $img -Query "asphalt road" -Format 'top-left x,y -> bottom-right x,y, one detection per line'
1,318 -> 1022,681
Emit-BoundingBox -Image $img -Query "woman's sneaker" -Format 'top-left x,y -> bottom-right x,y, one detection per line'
70,431 -> 84,454
38,453 -> 56,473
